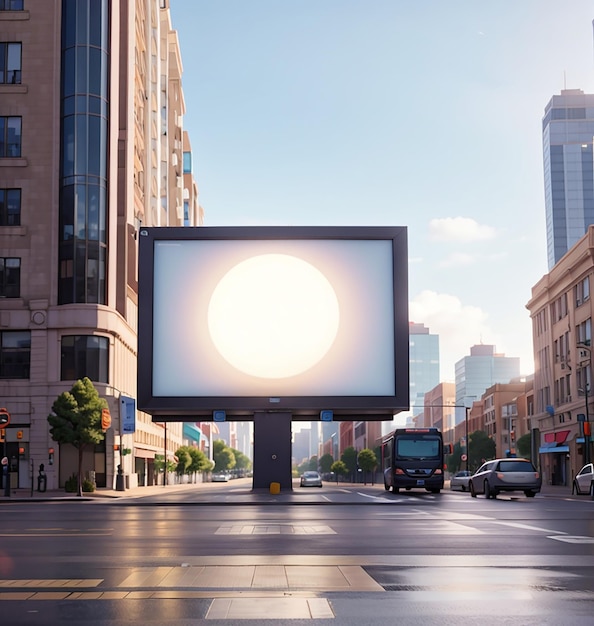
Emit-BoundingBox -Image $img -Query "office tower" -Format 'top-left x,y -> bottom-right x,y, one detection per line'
455,345 -> 521,424
542,89 -> 594,269
381,322 -> 440,435
409,322 -> 440,413
0,1 -> 201,491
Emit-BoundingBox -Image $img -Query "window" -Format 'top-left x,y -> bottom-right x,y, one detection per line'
0,1 -> 24,10
0,330 -> 30,378
0,257 -> 20,297
576,319 -> 592,347
60,335 -> 109,383
575,276 -> 590,307
0,42 -> 21,84
0,188 -> 20,225
0,116 -> 21,157
183,151 -> 192,174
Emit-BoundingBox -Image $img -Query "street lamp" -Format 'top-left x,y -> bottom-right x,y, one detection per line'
577,343 -> 592,466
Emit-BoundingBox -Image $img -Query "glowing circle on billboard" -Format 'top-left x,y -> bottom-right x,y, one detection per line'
208,254 -> 340,378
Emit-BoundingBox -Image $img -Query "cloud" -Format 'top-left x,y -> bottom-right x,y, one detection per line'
409,290 -> 494,380
429,217 -> 496,242
439,252 -> 474,267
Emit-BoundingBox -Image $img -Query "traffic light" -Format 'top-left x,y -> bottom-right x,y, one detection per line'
0,428 -> 4,443
510,431 -> 516,444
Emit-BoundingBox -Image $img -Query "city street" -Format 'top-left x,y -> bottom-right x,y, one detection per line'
0,479 -> 593,624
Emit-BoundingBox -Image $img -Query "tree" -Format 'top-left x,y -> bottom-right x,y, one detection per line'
213,439 -> 236,472
516,433 -> 531,459
330,460 -> 348,484
308,455 -> 318,471
319,453 -> 334,474
47,377 -> 107,497
175,446 -> 212,481
230,448 -> 252,475
175,447 -> 192,478
357,448 -> 377,485
341,447 -> 357,482
469,430 -> 496,471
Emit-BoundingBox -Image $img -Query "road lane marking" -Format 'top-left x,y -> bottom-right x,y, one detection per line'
492,522 -> 567,534
0,579 -> 103,588
548,535 -> 594,544
215,525 -> 336,535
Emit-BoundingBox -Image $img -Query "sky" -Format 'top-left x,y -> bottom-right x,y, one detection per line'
169,0 -> 594,383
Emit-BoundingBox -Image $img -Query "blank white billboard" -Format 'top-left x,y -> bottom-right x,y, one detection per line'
137,226 -> 409,419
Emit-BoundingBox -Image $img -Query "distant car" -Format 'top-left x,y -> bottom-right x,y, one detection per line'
469,458 -> 541,499
450,470 -> 472,491
212,472 -> 231,483
572,463 -> 594,495
300,471 -> 323,488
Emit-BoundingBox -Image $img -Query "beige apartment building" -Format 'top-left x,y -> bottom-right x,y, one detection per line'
527,225 -> 594,486
0,1 -> 202,491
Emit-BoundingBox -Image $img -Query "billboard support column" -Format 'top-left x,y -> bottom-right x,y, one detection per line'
252,412 -> 292,492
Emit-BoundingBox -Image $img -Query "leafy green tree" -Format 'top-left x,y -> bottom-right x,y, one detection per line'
341,447 -> 357,482
47,377 -> 107,497
469,430 -> 496,471
516,433 -> 531,459
319,453 -> 334,474
188,447 -> 213,474
308,455 -> 318,471
230,448 -> 252,474
213,439 -> 236,472
175,447 -> 192,477
330,460 -> 348,483
357,448 -> 377,485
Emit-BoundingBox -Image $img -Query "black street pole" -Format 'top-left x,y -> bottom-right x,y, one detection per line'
465,407 -> 470,472
164,422 -> 167,487
584,381 -> 591,466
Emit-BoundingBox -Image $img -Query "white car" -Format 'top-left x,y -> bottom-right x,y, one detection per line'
212,472 -> 231,483
450,470 -> 472,491
572,463 -> 594,495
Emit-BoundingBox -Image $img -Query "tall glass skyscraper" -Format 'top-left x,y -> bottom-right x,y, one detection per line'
455,344 -> 520,424
409,322 -> 440,415
542,89 -> 594,270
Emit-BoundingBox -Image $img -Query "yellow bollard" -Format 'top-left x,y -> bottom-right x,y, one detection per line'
269,482 -> 281,495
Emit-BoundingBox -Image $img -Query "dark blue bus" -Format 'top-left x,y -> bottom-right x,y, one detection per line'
381,428 -> 444,494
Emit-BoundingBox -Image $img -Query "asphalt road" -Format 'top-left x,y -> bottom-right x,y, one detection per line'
1,480 -> 593,625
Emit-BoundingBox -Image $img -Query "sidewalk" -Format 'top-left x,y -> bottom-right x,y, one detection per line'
1,478 -> 591,502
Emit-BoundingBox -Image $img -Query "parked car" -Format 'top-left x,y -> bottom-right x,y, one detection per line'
212,472 -> 231,482
469,458 -> 541,498
300,471 -> 323,488
450,470 -> 472,491
572,463 -> 594,495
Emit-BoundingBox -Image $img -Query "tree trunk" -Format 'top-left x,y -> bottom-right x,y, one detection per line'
77,446 -> 84,497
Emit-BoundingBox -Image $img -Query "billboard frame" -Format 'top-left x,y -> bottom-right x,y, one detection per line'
137,225 -> 409,421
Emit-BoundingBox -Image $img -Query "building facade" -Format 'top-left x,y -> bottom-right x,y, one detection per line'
454,344 -> 521,425
542,89 -> 594,270
0,0 -> 201,491
422,382 -> 455,434
527,225 -> 594,486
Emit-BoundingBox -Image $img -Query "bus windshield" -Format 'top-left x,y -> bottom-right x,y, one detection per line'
396,437 -> 440,460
